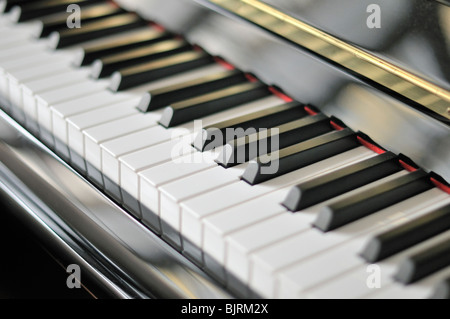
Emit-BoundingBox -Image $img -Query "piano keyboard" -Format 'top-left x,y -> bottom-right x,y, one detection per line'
1,0 -> 450,299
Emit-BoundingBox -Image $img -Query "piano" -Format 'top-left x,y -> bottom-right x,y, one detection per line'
0,0 -> 449,299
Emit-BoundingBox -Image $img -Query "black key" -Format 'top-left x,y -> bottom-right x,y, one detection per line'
37,2 -> 124,38
11,0 -> 103,22
361,203 -> 450,263
91,39 -> 192,78
394,236 -> 450,284
49,13 -> 147,49
159,81 -> 271,128
431,277 -> 450,299
193,101 -> 310,151
314,169 -> 434,232
242,128 -> 359,185
217,113 -> 333,168
283,151 -> 402,211
75,28 -> 171,66
1,0 -> 35,13
138,69 -> 249,113
109,51 -> 214,91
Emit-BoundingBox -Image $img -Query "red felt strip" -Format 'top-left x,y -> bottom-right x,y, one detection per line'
268,86 -> 293,102
214,57 -> 235,70
356,136 -> 386,154
430,177 -> 450,194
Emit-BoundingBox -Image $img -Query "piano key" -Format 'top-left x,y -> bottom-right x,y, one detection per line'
217,113 -> 333,168
242,128 -> 359,185
361,202 -> 450,263
139,154 -> 217,234
138,69 -> 249,112
48,13 -> 147,49
120,138 -> 195,218
37,2 -> 124,38
68,64 -> 226,169
314,169 -> 434,232
276,190 -> 450,298
181,146 -> 375,265
91,39 -> 192,79
127,96 -> 284,231
283,151 -> 402,211
35,79 -> 110,147
101,125 -> 176,200
7,57 -> 74,122
159,81 -> 270,128
109,51 -> 215,91
395,236 -> 450,284
0,44 -> 55,97
159,166 -> 242,249
21,68 -> 91,133
10,0 -> 104,22
51,91 -> 143,159
194,101 -> 312,152
65,97 -> 144,171
251,185 -> 448,298
430,277 -> 450,299
75,27 -> 171,66
227,170 -> 405,297
304,230 -> 450,299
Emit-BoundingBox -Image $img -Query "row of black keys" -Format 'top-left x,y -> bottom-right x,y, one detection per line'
5,0 -> 450,294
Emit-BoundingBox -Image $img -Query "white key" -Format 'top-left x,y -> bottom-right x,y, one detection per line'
276,190 -> 450,298
8,58 -> 73,109
0,20 -> 42,43
84,113 -> 160,186
22,68 -> 91,133
248,173 -> 438,298
304,230 -> 450,299
65,64 -> 224,169
119,137 -> 195,215
159,165 -> 242,248
117,96 -> 284,227
181,147 -> 375,267
36,79 -> 110,146
67,98 -> 143,170
51,91 -> 141,158
101,123 -> 174,200
0,45 -> 53,97
139,153 -> 216,233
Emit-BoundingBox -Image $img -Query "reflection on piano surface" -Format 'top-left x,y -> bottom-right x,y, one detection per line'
0,0 -> 449,299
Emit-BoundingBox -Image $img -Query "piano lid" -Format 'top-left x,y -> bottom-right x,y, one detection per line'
205,0 -> 450,122
261,0 -> 450,93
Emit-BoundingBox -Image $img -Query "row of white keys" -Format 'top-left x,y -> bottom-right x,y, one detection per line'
246,169 -> 418,298
180,146 -> 377,267
304,229 -> 450,299
122,96 -> 284,231
275,188 -> 450,298
22,68 -> 91,134
69,64 -> 227,179
158,164 -> 247,249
